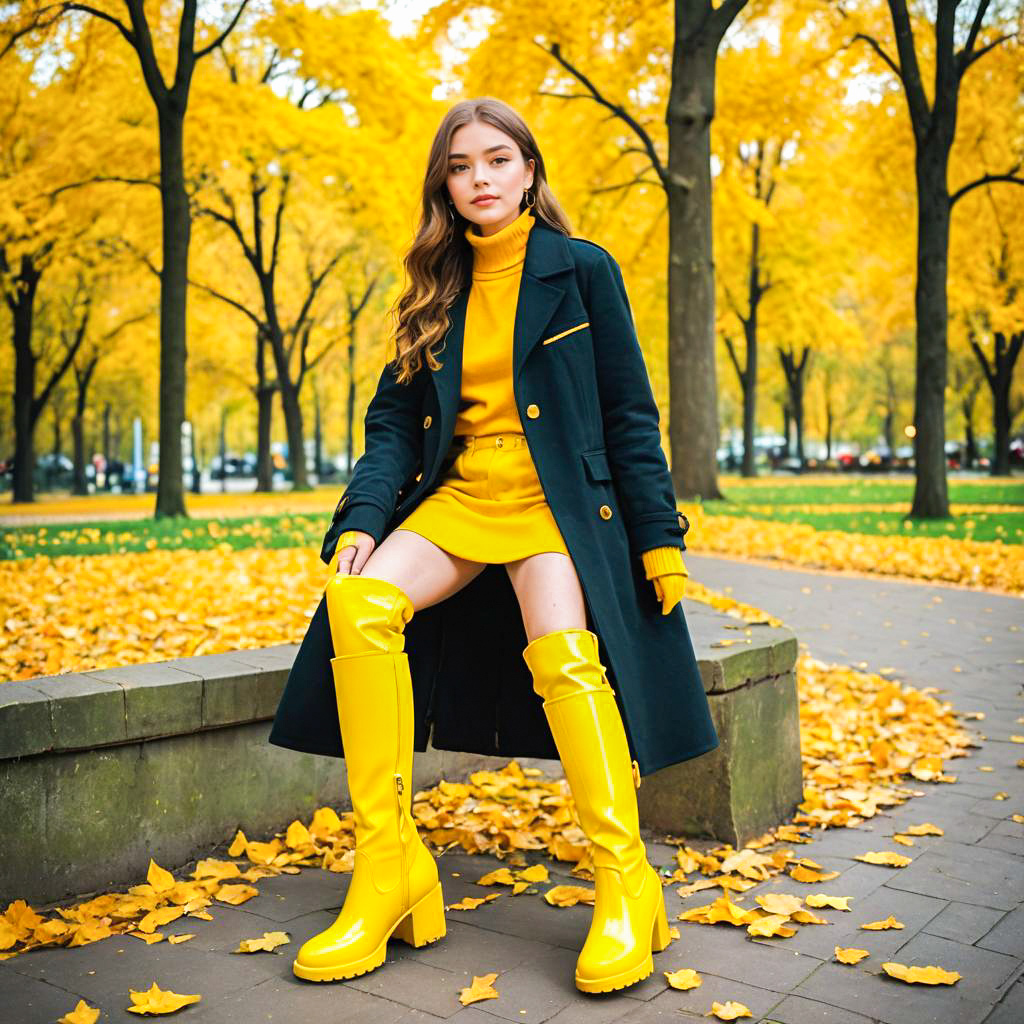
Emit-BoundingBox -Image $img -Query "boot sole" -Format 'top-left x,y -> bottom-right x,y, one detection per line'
292,881 -> 446,982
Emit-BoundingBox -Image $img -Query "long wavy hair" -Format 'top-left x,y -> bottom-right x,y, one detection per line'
387,98 -> 573,385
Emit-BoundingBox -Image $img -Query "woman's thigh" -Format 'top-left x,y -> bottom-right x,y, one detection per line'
504,552 -> 588,643
357,528 -> 489,612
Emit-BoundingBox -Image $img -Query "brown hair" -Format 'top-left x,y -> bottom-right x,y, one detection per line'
387,97 -> 573,385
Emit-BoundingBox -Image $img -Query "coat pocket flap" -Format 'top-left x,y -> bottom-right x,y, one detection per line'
581,448 -> 612,482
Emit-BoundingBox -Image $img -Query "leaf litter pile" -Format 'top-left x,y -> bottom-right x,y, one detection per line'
2,505 -> 1021,682
1,584 -> 984,1018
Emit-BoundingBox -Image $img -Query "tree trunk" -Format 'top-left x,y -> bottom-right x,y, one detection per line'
278,379 -> 309,490
313,374 -> 323,481
9,254 -> 42,503
666,31 -> 722,500
72,413 -> 87,495
153,107 -> 190,518
102,402 -> 112,489
908,146 -> 952,517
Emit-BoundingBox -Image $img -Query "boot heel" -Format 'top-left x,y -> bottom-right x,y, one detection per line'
392,882 -> 446,947
650,889 -> 671,952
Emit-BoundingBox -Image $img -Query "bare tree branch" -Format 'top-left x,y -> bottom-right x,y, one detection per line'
194,0 -> 252,61
951,163 -> 1024,205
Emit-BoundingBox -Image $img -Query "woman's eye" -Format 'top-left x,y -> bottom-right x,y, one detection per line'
449,157 -> 509,172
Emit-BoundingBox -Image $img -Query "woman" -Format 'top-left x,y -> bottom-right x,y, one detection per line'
268,97 -> 718,994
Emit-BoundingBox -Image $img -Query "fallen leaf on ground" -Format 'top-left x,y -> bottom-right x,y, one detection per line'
835,947 -> 870,964
708,1001 -> 752,1020
665,967 -> 702,990
458,973 -> 499,1005
855,851 -> 912,867
860,916 -> 904,931
881,962 -> 961,985
806,894 -> 852,911
902,823 -> 943,836
126,982 -> 201,1015
59,1000 -> 100,1024
543,885 -> 594,907
234,931 -> 289,952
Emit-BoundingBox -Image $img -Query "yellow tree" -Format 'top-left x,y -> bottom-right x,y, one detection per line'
714,11 -> 851,475
185,1 -> 439,491
3,0 -> 254,516
832,0 -> 1024,516
0,38 -> 146,501
947,37 -> 1024,475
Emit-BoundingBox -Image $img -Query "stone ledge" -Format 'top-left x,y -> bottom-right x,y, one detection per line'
0,602 -> 801,906
0,613 -> 797,759
1,646 -> 296,759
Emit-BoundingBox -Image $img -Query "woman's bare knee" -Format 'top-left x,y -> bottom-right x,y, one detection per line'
505,552 -> 587,641
359,529 -> 488,612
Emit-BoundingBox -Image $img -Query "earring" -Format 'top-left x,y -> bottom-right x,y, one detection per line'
523,188 -> 536,208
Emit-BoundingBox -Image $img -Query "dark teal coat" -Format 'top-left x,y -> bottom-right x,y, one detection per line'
268,213 -> 718,776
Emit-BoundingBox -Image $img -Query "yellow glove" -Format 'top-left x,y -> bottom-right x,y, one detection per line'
329,530 -> 362,574
641,545 -> 688,616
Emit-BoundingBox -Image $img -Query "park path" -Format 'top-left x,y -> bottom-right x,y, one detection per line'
2,555 -> 1021,1024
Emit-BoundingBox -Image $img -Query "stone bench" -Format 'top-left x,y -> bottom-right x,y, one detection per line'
0,601 -> 800,908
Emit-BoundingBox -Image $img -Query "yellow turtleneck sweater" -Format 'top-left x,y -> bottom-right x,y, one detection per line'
459,206 -> 686,588
457,205 -> 536,438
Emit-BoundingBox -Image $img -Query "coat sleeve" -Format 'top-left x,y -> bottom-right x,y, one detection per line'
319,359 -> 423,565
587,250 -> 687,557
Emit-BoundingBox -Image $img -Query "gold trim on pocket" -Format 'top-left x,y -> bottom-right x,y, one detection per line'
541,321 -> 590,346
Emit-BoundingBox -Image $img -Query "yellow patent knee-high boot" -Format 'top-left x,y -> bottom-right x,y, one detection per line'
522,628 -> 670,994
292,575 -> 446,982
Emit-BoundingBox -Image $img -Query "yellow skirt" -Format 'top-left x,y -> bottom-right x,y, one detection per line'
393,432 -> 569,563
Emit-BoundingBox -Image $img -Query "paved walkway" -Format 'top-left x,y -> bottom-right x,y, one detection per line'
3,556 -> 1021,1023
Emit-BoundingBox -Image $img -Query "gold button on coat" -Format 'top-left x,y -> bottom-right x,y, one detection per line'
599,505 -> 613,520
423,415 -> 432,429
526,404 -> 540,418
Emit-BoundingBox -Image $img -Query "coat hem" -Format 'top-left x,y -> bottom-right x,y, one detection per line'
636,734 -> 720,778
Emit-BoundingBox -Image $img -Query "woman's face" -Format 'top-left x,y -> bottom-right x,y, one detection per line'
446,121 -> 535,236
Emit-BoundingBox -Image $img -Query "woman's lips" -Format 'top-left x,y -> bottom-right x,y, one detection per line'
472,196 -> 497,205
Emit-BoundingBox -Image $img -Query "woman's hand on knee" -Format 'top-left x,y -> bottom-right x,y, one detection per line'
332,530 -> 376,575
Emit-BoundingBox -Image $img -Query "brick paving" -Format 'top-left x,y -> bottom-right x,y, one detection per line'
2,555 -> 1021,1023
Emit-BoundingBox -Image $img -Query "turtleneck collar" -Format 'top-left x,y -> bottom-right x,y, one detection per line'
465,206 -> 536,279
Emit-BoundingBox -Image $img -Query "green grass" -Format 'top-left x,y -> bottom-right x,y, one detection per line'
712,476 -> 1024,507
702,475 -> 1023,543
0,513 -> 327,561
2,475 -> 1021,559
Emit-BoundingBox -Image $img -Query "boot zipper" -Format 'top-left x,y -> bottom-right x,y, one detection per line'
394,773 -> 408,910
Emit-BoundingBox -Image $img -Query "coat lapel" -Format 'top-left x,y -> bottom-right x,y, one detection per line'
426,216 -> 575,481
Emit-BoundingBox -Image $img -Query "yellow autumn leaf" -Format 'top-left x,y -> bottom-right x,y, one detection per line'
708,1000 -> 753,1020
835,946 -> 870,964
902,823 -> 943,836
790,866 -> 840,883
58,999 -> 100,1024
855,851 -> 912,867
477,868 -> 517,886
892,834 -> 915,846
543,885 -> 594,907
706,893 -> 758,926
861,916 -> 904,930
881,962 -> 962,985
516,864 -> 549,883
458,972 -> 500,1006
665,967 -> 702,990
446,894 -> 501,911
805,894 -> 852,911
755,894 -> 804,916
1012,814 -> 1024,824
136,906 -> 185,934
284,821 -> 312,849
746,913 -> 796,938
146,860 -> 176,894
791,909 -> 828,925
167,934 -> 195,944
213,883 -> 260,905
126,982 -> 201,1015
234,931 -> 290,952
